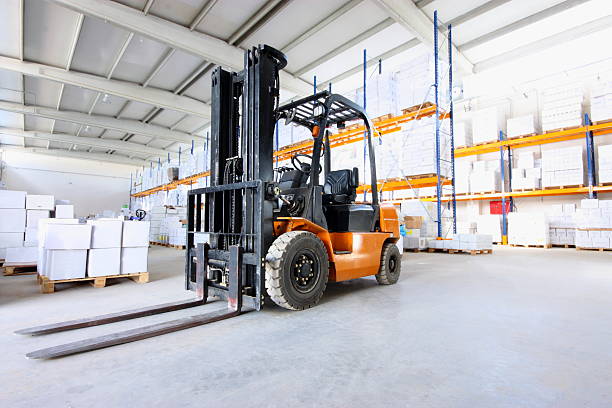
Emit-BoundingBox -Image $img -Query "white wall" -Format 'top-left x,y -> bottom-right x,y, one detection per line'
0,150 -> 138,217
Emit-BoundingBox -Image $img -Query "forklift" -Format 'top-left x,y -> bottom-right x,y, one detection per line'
17,45 -> 402,358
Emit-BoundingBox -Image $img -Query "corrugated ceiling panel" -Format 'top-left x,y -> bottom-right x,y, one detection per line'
181,70 -> 212,102
0,0 -> 22,59
24,0 -> 80,68
195,0 -> 268,40
91,94 -> 129,117
149,109 -> 184,127
52,120 -> 80,135
112,34 -> 170,84
60,85 -> 98,112
146,50 -> 205,91
173,115 -> 207,133
148,0 -> 208,27
24,77 -> 62,108
119,100 -> 156,120
24,115 -> 53,133
0,111 -> 23,128
71,16 -> 130,76
101,130 -> 126,140
0,135 -> 24,146
112,0 -> 148,10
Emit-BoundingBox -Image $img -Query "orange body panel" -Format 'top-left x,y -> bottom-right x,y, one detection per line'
274,206 -> 401,282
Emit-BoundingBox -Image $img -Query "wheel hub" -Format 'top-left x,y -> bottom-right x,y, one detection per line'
291,251 -> 319,293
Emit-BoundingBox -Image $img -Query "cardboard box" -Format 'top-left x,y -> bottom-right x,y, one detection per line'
55,205 -> 74,219
26,210 -> 50,227
0,209 -> 26,232
403,216 -> 423,229
87,219 -> 123,248
0,232 -> 24,248
26,195 -> 55,210
45,249 -> 87,280
43,224 -> 92,250
122,221 -> 150,247
0,190 -> 26,209
121,247 -> 148,274
25,227 -> 38,246
5,246 -> 37,263
87,247 -> 121,277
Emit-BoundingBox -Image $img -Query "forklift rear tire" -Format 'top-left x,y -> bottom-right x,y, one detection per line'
375,242 -> 401,285
265,231 -> 329,310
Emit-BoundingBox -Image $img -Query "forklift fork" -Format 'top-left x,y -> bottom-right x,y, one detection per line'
16,244 -> 244,359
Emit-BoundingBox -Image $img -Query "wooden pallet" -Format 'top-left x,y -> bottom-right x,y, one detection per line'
593,120 -> 612,125
507,133 -> 536,140
372,113 -> 393,123
401,102 -> 434,115
169,244 -> 186,250
552,244 -> 576,248
410,173 -> 438,180
509,244 -> 553,249
576,247 -> 612,252
544,184 -> 583,190
150,241 -> 169,247
471,190 -> 497,195
598,182 -> 612,187
512,188 -> 538,192
403,248 -> 420,253
3,262 -> 37,276
544,125 -> 581,134
38,272 -> 149,294
427,248 -> 493,255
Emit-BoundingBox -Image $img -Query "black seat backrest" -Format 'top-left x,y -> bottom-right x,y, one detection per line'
323,168 -> 359,204
278,169 -> 308,191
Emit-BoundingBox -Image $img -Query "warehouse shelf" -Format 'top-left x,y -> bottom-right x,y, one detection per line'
455,120 -> 612,158
357,175 -> 452,194
131,171 -> 210,198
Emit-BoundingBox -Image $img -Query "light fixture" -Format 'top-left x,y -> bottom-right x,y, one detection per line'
101,93 -> 111,104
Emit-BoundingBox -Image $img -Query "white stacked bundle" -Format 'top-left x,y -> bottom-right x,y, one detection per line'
178,152 -> 197,180
87,219 -> 123,277
471,107 -> 504,144
400,200 -> 439,240
55,204 -> 74,219
457,221 -> 477,234
507,114 -> 536,138
476,215 -> 502,243
395,53 -> 448,111
590,80 -> 612,122
469,160 -> 500,193
508,213 -> 550,246
454,122 -> 472,147
396,117 -> 451,178
512,152 -> 541,191
541,146 -> 584,188
0,190 -> 27,259
547,203 -> 577,245
330,143 -> 359,173
148,206 -> 165,244
446,234 -> 493,250
540,84 -> 583,131
598,144 -> 612,184
356,71 -> 398,118
574,199 -> 612,249
41,223 -> 92,280
5,246 -> 37,263
121,221 -> 150,274
455,160 -> 472,194
549,228 -> 576,246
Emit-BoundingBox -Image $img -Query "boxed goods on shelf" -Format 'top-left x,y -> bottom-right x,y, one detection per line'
507,114 -> 535,138
395,117 -> 451,178
508,213 -> 550,246
541,146 -> 584,188
540,84 -> 583,131
469,170 -> 500,193
395,52 -> 448,111
550,228 -> 576,246
454,122 -> 472,147
598,144 -> 612,184
55,205 -> 74,219
455,160 -> 472,194
575,230 -> 611,249
590,80 -> 612,122
471,107 -> 504,144
26,210 -> 50,227
0,190 -> 26,209
355,71 -> 398,118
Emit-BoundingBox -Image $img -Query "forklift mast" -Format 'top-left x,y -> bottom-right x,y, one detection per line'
185,45 -> 285,310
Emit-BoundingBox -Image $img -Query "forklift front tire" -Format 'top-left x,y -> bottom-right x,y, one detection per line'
265,231 -> 329,310
375,242 -> 401,285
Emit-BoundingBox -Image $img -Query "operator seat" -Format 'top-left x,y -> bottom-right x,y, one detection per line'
323,168 -> 375,232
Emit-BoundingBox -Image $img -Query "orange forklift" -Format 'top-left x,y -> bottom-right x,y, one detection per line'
17,44 -> 402,358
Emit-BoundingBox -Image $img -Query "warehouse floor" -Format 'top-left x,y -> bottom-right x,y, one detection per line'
1,246 -> 612,407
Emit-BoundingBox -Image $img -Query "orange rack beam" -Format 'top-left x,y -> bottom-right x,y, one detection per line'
455,120 -> 612,157
357,175 -> 451,194
131,171 -> 211,198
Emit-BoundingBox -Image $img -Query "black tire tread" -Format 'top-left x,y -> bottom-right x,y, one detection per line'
375,242 -> 401,285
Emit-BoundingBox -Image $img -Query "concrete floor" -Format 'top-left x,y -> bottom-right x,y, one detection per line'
1,246 -> 612,407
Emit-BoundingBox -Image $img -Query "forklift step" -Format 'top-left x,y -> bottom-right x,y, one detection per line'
26,307 -> 242,359
333,251 -> 351,255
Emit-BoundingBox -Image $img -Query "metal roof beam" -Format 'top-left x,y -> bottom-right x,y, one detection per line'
375,0 -> 474,73
460,0 -> 591,52
293,18 -> 395,77
0,56 -> 211,119
474,14 -> 612,72
446,0 -> 512,28
0,128 -> 169,157
48,0 -> 312,96
0,101 -> 202,145
0,146 -> 149,166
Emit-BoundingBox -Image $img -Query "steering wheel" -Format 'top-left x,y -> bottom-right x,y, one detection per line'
291,153 -> 322,175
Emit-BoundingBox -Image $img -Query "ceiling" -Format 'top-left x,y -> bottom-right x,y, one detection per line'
0,0 -> 609,167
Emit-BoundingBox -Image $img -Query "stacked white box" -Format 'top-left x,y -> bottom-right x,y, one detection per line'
26,210 -> 50,227
0,209 -> 26,232
26,195 -> 55,210
87,219 -> 123,277
395,117 -> 451,178
355,71 -> 398,118
121,221 -> 150,274
471,107 -> 504,144
5,246 -> 37,263
0,190 -> 26,208
42,224 -> 91,280
55,205 -> 74,219
574,199 -> 612,249
469,170 -> 500,193
508,213 -> 550,246
541,146 -> 584,188
540,84 -> 583,131
590,80 -> 612,122
395,53 -> 448,111
37,218 -> 80,275
476,215 -> 502,243
455,122 -> 472,147
455,160 -> 472,194
598,144 -> 612,184
507,115 -> 535,138
0,190 -> 27,253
